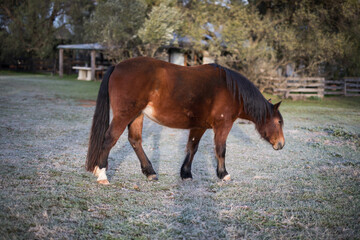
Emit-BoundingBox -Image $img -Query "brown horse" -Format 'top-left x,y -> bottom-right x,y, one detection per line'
86,57 -> 284,184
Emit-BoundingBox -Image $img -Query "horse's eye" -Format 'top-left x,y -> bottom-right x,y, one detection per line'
278,120 -> 282,125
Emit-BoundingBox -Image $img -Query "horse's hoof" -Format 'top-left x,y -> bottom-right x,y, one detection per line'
180,170 -> 192,180
147,174 -> 158,181
182,177 -> 193,181
97,179 -> 110,185
222,174 -> 231,181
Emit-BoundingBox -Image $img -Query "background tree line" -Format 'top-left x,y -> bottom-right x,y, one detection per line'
1,0 -> 359,85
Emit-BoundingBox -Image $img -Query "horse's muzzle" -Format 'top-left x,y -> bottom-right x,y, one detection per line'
273,141 -> 285,150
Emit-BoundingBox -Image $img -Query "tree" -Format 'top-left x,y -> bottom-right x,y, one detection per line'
180,0 -> 228,57
247,0 -> 359,78
322,0 -> 360,77
1,0 -> 359,81
85,0 -> 147,62
220,3 -> 280,89
262,0 -> 347,77
182,0 -> 358,89
137,1 -> 183,57
0,0 -> 95,67
63,0 -> 96,44
86,0 -> 183,61
181,1 -> 278,87
0,0 -> 64,62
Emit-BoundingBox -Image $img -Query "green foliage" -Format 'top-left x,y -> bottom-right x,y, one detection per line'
138,1 -> 183,57
181,0 -> 360,86
0,0 -> 95,63
85,0 -> 147,62
85,0 -> 183,60
64,0 -> 96,44
220,4 -> 279,88
1,0 -> 360,81
1,0 -> 60,60
337,0 -> 360,76
275,0 -> 347,76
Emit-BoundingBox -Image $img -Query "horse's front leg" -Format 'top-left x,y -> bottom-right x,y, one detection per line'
180,128 -> 206,180
213,123 -> 232,181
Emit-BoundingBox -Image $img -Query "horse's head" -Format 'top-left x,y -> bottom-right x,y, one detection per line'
257,101 -> 285,150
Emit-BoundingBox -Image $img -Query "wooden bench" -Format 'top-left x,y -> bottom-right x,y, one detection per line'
72,66 -> 105,81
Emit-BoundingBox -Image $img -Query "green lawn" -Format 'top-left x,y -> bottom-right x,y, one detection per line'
0,72 -> 359,239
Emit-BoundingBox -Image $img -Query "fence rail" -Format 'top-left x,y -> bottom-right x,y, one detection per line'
324,78 -> 360,97
265,77 -> 360,99
264,77 -> 325,99
344,77 -> 360,97
324,80 -> 344,96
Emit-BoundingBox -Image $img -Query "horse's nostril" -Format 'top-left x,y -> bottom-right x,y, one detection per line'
277,142 -> 284,150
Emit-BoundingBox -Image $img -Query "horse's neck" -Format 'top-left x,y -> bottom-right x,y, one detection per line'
237,98 -> 268,127
238,101 -> 254,122
238,111 -> 254,122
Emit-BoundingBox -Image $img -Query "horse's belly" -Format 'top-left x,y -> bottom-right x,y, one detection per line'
143,104 -> 162,124
142,103 -> 197,129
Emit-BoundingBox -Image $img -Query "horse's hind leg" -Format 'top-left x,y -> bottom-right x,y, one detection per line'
94,117 -> 128,184
128,113 -> 158,180
180,128 -> 206,180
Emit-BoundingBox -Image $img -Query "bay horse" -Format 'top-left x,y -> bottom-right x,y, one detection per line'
86,57 -> 284,185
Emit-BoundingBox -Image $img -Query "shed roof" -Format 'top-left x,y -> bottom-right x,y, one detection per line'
57,43 -> 105,50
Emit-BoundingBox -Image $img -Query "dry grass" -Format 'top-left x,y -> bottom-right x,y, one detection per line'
0,73 -> 359,239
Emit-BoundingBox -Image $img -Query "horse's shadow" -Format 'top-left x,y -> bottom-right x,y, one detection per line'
107,116 -> 163,181
107,118 -> 256,182
105,117 -> 255,237
171,129 -> 230,238
230,121 -> 255,146
168,122 -> 258,237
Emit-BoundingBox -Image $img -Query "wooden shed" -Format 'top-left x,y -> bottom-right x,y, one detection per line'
57,43 -> 106,81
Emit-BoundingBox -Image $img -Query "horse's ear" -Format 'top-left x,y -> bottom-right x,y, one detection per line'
274,101 -> 282,110
268,98 -> 272,103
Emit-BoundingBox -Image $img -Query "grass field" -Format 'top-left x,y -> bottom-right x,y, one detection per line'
0,73 -> 359,239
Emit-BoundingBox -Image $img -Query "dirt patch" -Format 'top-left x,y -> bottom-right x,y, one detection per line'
78,99 -> 96,107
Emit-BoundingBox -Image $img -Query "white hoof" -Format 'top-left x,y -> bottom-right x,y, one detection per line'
222,174 -> 231,181
147,174 -> 158,181
97,179 -> 110,185
94,167 -> 108,184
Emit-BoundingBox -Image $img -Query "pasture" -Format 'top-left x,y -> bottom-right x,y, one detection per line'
0,73 -> 359,239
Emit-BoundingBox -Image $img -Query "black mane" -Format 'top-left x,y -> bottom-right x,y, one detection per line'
210,63 -> 271,125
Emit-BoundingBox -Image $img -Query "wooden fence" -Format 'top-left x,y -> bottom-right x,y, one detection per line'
324,77 -> 360,97
324,80 -> 344,96
264,77 -> 325,99
265,77 -> 360,99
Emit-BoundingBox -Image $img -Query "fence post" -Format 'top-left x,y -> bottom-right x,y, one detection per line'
91,50 -> 96,81
59,49 -> 64,78
344,78 -> 347,96
320,77 -> 325,98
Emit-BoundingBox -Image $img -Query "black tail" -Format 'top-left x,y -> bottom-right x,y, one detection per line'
86,66 -> 115,172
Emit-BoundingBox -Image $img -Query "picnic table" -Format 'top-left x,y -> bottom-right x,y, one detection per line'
72,66 -> 105,81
